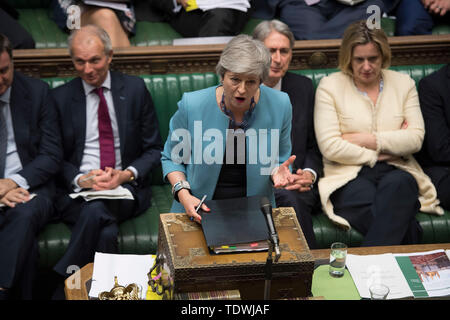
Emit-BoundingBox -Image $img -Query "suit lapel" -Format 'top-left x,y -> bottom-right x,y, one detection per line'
9,73 -> 32,164
71,78 -> 87,165
446,64 -> 450,103
110,71 -> 127,156
9,73 -> 31,164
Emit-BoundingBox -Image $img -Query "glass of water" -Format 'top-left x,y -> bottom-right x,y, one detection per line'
329,242 -> 347,277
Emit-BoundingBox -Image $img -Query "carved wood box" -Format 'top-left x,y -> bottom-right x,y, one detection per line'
153,207 -> 315,300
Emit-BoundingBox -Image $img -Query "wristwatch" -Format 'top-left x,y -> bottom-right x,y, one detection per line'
172,180 -> 191,202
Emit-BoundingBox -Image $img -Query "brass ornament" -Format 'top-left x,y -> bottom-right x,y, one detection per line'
98,276 -> 141,300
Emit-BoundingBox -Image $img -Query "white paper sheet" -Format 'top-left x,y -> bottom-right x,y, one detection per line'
346,253 -> 414,299
89,252 -> 155,299
83,0 -> 129,12
69,185 -> 134,201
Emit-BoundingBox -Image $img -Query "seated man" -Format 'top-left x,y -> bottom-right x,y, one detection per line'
135,0 -> 251,37
51,25 -> 162,290
416,64 -> 450,210
252,0 -> 385,40
253,20 -> 323,249
0,33 -> 62,300
51,0 -> 135,47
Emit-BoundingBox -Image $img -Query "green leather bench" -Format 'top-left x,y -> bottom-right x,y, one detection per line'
7,0 -> 450,49
37,64 -> 450,271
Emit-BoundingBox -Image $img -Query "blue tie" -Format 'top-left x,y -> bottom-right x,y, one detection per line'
0,101 -> 7,179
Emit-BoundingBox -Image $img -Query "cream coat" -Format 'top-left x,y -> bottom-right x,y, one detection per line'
314,70 -> 443,230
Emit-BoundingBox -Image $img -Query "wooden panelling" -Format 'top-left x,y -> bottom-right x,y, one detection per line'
13,34 -> 450,78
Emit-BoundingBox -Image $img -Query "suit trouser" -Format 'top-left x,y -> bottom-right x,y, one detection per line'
0,196 -> 54,299
330,162 -> 422,247
274,187 -> 321,249
423,166 -> 450,210
53,184 -> 139,278
169,8 -> 250,37
277,0 -> 385,40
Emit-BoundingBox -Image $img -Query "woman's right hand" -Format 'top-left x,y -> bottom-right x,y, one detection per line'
178,189 -> 210,223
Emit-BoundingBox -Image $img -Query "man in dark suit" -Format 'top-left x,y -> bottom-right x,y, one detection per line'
0,33 -> 62,300
134,0 -> 251,37
253,20 -> 323,249
252,0 -> 385,40
416,64 -> 450,210
51,25 -> 162,285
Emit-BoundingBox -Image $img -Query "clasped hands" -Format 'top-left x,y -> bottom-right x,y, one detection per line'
0,178 -> 29,208
77,167 -> 133,190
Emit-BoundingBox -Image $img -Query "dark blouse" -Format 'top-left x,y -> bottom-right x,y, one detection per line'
213,130 -> 247,200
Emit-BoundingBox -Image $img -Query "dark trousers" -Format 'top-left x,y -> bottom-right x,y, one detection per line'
330,162 -> 422,246
277,0 -> 385,40
393,0 -> 449,36
423,166 -> 450,210
169,8 -> 249,37
275,187 -> 321,249
0,196 -> 54,299
53,184 -> 139,278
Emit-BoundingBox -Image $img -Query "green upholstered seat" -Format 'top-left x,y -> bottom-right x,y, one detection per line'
36,64 -> 450,271
7,0 -> 449,49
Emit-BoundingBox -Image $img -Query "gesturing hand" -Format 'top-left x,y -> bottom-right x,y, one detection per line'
271,155 -> 296,189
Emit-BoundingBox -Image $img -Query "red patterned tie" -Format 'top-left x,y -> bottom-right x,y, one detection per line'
93,87 -> 115,170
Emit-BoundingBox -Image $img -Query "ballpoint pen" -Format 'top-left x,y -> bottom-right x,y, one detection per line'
190,194 -> 207,221
195,194 -> 207,213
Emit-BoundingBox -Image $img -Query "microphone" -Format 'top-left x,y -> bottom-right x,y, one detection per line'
260,197 -> 281,262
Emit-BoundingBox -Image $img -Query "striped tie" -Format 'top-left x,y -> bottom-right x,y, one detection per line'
0,101 -> 7,178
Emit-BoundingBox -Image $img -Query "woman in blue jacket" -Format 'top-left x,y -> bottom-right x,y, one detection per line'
161,35 -> 296,223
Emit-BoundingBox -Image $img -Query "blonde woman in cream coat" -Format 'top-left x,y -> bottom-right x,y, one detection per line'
314,21 -> 443,246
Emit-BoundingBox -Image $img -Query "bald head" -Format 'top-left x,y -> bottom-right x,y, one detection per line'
69,25 -> 113,88
68,25 -> 112,58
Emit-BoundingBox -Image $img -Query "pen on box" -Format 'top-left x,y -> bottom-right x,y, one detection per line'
80,175 -> 96,183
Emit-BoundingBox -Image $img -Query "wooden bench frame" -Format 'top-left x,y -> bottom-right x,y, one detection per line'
13,35 -> 450,78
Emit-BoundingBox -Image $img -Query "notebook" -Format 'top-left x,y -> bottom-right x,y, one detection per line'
200,195 -> 270,254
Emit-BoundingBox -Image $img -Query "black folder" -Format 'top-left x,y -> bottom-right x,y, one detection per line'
200,195 -> 270,254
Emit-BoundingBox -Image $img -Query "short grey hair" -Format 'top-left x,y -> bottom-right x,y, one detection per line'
68,25 -> 113,57
252,19 -> 295,49
216,34 -> 271,83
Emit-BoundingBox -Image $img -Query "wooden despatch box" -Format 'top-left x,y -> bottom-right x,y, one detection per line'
153,207 -> 315,300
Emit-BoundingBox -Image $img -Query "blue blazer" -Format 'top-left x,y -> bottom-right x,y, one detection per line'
9,71 -> 62,198
162,85 -> 292,212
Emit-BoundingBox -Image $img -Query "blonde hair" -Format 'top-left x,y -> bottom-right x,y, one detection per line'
338,20 -> 391,76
